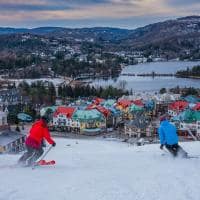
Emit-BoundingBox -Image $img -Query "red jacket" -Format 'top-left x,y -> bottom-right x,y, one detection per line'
25,119 -> 54,149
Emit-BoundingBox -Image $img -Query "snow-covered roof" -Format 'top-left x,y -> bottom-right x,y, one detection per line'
0,130 -> 25,146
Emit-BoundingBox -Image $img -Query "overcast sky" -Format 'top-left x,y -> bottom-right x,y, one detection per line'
0,0 -> 199,29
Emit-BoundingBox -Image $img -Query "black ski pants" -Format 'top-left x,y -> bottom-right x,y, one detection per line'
165,144 -> 187,157
18,145 -> 44,165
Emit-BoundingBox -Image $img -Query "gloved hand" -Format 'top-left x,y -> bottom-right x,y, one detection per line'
52,142 -> 56,147
160,144 -> 164,150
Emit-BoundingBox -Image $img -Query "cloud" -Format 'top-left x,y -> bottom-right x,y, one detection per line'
0,3 -> 72,11
166,0 -> 200,6
0,0 -> 199,28
0,0 -> 113,12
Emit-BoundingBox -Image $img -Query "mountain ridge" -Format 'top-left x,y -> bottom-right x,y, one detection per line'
0,15 -> 199,36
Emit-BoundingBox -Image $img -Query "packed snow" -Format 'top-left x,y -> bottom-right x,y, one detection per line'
0,138 -> 200,200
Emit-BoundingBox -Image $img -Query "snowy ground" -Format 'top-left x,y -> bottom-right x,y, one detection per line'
0,139 -> 200,200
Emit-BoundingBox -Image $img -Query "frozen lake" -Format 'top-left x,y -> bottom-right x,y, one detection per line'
89,61 -> 200,92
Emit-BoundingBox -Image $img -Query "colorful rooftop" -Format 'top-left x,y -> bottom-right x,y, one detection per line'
72,109 -> 105,121
54,106 -> 76,118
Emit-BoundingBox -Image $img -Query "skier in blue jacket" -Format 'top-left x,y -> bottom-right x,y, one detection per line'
158,115 -> 187,157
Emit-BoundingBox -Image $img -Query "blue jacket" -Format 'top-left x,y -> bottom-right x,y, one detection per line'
158,120 -> 178,145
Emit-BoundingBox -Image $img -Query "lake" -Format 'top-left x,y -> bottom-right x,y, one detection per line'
89,61 -> 200,92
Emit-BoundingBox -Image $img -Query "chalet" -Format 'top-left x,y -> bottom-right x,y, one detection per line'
87,104 -> 114,127
171,109 -> 200,139
179,121 -> 200,140
72,109 -> 106,135
124,119 -> 153,138
168,101 -> 189,117
52,106 -> 77,132
116,99 -> 133,119
124,113 -> 153,138
0,130 -> 26,153
128,104 -> 144,120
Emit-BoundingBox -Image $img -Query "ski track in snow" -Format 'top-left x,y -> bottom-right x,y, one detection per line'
0,139 -> 200,200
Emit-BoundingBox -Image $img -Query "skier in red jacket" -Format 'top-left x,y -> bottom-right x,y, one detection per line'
18,116 -> 56,166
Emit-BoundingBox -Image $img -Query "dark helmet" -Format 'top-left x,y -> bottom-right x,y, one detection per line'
41,115 -> 50,123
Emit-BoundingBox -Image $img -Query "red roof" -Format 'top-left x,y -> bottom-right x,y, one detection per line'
96,105 -> 110,117
86,104 -> 96,110
87,104 -> 110,117
54,106 -> 76,118
193,103 -> 200,111
169,101 -> 188,111
117,99 -> 132,108
93,98 -> 105,105
132,100 -> 144,107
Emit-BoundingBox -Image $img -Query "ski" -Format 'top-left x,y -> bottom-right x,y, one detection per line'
185,155 -> 199,159
161,153 -> 199,159
37,159 -> 56,166
32,159 -> 56,169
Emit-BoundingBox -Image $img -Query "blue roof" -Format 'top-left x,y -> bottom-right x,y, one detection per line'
182,95 -> 200,104
17,113 -> 32,122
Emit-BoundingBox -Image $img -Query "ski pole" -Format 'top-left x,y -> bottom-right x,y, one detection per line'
39,145 -> 53,161
32,146 -> 53,169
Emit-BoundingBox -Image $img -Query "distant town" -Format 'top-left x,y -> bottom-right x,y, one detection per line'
0,16 -> 200,81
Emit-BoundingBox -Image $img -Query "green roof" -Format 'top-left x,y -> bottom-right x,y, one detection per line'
102,99 -> 116,107
129,104 -> 144,112
40,106 -> 57,116
72,109 -> 105,121
177,110 -> 200,123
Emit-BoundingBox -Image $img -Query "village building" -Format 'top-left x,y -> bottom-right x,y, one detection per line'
171,109 -> 200,139
86,104 -> 118,128
124,114 -> 153,138
116,99 -> 133,119
0,130 -> 26,153
128,104 -> 144,120
51,106 -> 77,132
0,88 -> 22,106
0,108 -> 8,131
72,109 -> 106,135
168,101 -> 189,117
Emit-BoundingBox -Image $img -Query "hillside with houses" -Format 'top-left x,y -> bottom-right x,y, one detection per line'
0,16 -> 200,80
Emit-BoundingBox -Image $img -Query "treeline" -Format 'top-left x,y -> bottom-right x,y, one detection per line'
0,54 -> 41,70
18,81 -> 56,105
0,35 -> 46,52
52,58 -> 121,78
160,86 -> 200,96
18,81 -> 129,105
176,66 -> 200,78
58,84 -> 129,99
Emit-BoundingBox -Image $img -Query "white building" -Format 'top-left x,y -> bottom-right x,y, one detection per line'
0,111 -> 8,127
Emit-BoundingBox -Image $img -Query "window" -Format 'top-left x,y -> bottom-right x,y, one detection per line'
2,117 -> 5,125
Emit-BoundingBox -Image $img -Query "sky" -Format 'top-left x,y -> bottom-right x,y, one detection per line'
0,0 -> 200,29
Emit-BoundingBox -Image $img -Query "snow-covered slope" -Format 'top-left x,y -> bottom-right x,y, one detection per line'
0,139 -> 200,200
